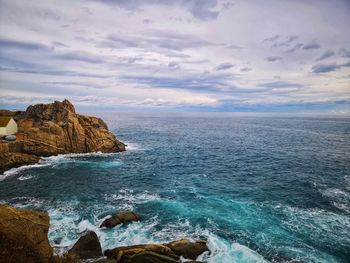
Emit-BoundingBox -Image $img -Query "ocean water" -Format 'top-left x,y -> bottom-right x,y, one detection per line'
1,113 -> 350,263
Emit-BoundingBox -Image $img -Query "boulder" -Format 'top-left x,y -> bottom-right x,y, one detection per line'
65,231 -> 103,260
4,135 -> 16,141
100,211 -> 140,228
105,244 -> 179,263
166,239 -> 209,260
0,99 -> 126,173
0,204 -> 53,263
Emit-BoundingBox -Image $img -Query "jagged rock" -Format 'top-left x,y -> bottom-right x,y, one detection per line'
0,152 -> 41,173
105,244 -> 180,263
166,239 -> 209,260
0,99 -> 125,173
100,211 -> 140,228
0,204 -> 53,263
65,231 -> 103,260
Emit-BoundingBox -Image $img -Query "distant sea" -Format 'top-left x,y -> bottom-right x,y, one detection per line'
1,113 -> 349,263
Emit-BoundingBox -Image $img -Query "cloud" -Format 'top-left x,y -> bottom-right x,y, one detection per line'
265,56 -> 282,62
302,40 -> 321,50
168,61 -> 180,70
99,30 -> 215,52
311,61 -> 350,73
240,67 -> 252,72
215,62 -> 234,71
260,81 -> 303,89
96,0 -> 220,21
262,35 -> 280,43
339,48 -> 350,58
285,43 -> 303,53
316,49 -> 335,61
271,35 -> 298,48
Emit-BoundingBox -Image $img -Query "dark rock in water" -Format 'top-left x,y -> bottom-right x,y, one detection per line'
65,231 -> 103,260
0,99 -> 126,173
0,204 -> 53,263
100,211 -> 140,228
166,239 -> 209,260
105,244 -> 180,263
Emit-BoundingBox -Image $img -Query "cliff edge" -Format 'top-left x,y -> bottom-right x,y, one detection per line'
0,99 -> 126,173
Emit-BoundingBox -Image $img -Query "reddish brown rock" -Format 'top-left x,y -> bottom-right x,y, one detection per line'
65,231 -> 103,260
0,99 -> 125,173
166,239 -> 209,260
105,244 -> 180,263
0,204 -> 53,263
100,211 -> 140,228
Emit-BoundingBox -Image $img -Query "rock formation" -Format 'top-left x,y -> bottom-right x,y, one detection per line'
100,211 -> 140,228
166,239 -> 209,260
0,205 -> 208,263
0,99 -> 125,173
64,231 -> 103,261
0,204 -> 53,263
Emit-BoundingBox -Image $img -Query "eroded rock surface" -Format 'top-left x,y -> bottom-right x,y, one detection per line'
0,99 -> 125,173
0,204 -> 53,263
166,239 -> 209,260
100,211 -> 140,228
65,231 -> 103,261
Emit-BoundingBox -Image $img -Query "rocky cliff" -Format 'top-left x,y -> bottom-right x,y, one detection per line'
0,99 -> 125,173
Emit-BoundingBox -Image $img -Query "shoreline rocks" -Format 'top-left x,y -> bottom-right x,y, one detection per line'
0,99 -> 126,173
64,231 -> 103,261
0,205 -> 208,263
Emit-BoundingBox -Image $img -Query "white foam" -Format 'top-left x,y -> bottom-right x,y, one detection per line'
0,151 -> 122,181
0,162 -> 51,181
125,142 -> 142,151
321,188 -> 350,213
104,189 -> 162,210
18,175 -> 34,181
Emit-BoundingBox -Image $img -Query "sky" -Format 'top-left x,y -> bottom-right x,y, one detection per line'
0,0 -> 349,112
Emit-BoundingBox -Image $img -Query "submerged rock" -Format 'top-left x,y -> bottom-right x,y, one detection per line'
166,239 -> 209,260
0,204 -> 53,263
105,244 -> 179,263
0,99 -> 126,173
65,231 -> 103,260
100,211 -> 140,228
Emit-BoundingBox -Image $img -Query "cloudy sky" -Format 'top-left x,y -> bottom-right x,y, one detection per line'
0,0 -> 349,112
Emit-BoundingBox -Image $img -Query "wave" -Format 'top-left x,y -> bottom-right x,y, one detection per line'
0,151 -> 123,181
104,189 -> 162,210
18,175 -> 34,181
0,162 -> 51,181
125,142 -> 142,151
321,188 -> 350,213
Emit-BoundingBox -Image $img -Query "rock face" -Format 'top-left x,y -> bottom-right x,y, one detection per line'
166,239 -> 209,260
65,231 -> 103,261
104,240 -> 209,263
0,204 -> 53,263
100,211 -> 140,228
0,99 -> 125,173
105,244 -> 180,263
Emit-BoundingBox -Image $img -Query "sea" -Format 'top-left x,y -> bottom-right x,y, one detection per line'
0,113 -> 349,263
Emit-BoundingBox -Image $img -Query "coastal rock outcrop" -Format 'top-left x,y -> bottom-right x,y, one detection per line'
100,211 -> 140,228
65,231 -> 103,261
0,205 -> 209,263
105,244 -> 180,263
166,239 -> 209,260
0,99 -> 125,173
0,204 -> 53,263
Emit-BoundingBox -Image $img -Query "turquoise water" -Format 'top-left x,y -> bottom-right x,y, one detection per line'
1,113 -> 350,263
